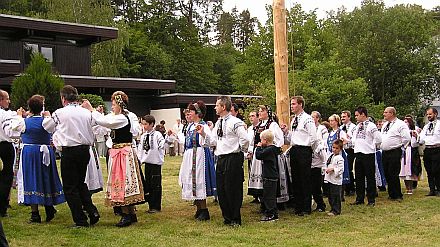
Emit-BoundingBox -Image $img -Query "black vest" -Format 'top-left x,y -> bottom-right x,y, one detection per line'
111,115 -> 132,144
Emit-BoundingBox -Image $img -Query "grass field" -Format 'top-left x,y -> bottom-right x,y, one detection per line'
2,156 -> 440,247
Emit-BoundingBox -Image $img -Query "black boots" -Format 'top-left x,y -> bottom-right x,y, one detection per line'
29,212 -> 41,223
44,206 -> 57,222
89,211 -> 100,225
116,213 -> 133,227
196,209 -> 210,221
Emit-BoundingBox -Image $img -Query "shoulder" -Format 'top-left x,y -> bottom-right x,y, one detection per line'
335,154 -> 344,162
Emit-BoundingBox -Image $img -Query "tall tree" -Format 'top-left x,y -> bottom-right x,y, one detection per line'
335,0 -> 439,113
11,53 -> 64,112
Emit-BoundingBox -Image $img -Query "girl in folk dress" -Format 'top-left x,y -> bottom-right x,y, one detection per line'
178,101 -> 216,221
83,91 -> 144,227
400,117 -> 422,194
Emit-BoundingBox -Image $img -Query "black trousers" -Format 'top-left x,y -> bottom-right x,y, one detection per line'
354,153 -> 376,203
311,167 -> 326,210
143,163 -> 162,211
61,145 -> 98,225
216,152 -> 244,225
262,178 -> 278,217
0,142 -> 14,216
290,146 -> 312,214
328,183 -> 342,215
344,148 -> 356,193
423,147 -> 440,192
382,148 -> 403,199
0,220 -> 8,247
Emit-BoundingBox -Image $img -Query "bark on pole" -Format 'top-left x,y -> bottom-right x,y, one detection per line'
273,0 -> 290,126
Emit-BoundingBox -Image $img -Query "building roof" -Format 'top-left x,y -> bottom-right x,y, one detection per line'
0,75 -> 175,90
60,75 -> 175,90
0,14 -> 118,46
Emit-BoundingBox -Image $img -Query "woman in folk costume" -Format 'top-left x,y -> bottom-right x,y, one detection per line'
248,105 -> 287,206
178,101 -> 216,221
326,114 -> 350,200
400,116 -> 422,194
13,95 -> 65,223
83,91 -> 144,227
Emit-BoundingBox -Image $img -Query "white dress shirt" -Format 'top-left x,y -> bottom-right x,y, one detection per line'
352,120 -> 382,154
247,125 -> 256,154
202,114 -> 249,156
0,109 -> 21,141
380,118 -> 410,151
341,122 -> 355,149
312,124 -> 329,168
137,130 -> 165,165
284,111 -> 318,149
324,153 -> 345,185
248,120 -> 284,149
419,120 -> 440,146
90,111 -> 140,148
43,103 -> 95,147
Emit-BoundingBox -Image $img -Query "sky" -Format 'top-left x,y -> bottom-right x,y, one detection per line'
223,0 -> 439,22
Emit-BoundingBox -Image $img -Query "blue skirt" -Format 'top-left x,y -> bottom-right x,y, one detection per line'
19,145 -> 65,206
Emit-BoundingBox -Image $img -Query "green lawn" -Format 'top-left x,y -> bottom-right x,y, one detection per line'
2,156 -> 440,247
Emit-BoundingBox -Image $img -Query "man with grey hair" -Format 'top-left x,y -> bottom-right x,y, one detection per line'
198,96 -> 249,226
381,107 -> 410,201
0,90 -> 20,218
43,85 -> 99,227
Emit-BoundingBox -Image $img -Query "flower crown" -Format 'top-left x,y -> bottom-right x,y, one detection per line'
115,94 -> 127,110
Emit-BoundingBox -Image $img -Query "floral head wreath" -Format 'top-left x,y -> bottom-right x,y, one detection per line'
193,103 -> 202,115
115,94 -> 127,110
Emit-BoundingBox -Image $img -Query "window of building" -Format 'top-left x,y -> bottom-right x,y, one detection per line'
40,47 -> 53,63
23,43 -> 54,65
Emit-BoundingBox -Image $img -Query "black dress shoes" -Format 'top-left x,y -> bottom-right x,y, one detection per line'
89,211 -> 100,225
116,213 -> 132,227
196,209 -> 210,221
45,206 -> 57,222
29,212 -> 41,223
426,191 -> 436,196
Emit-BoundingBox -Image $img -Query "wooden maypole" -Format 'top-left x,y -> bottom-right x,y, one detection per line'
273,0 -> 290,125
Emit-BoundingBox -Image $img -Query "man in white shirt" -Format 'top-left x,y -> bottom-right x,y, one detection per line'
340,110 -> 356,196
198,96 -> 249,226
351,106 -> 382,206
418,107 -> 440,196
311,111 -> 328,212
381,107 -> 410,200
281,96 -> 317,216
172,119 -> 184,155
0,90 -> 18,217
43,85 -> 99,227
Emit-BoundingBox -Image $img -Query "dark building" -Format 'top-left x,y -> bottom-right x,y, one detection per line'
0,14 -> 175,115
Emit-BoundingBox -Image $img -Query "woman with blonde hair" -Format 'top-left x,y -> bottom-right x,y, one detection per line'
326,114 -> 351,199
83,91 -> 144,227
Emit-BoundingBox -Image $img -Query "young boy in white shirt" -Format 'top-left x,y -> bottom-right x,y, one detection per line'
324,139 -> 345,216
137,115 -> 165,213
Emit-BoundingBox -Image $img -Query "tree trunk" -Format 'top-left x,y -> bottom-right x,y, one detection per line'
273,0 -> 290,126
